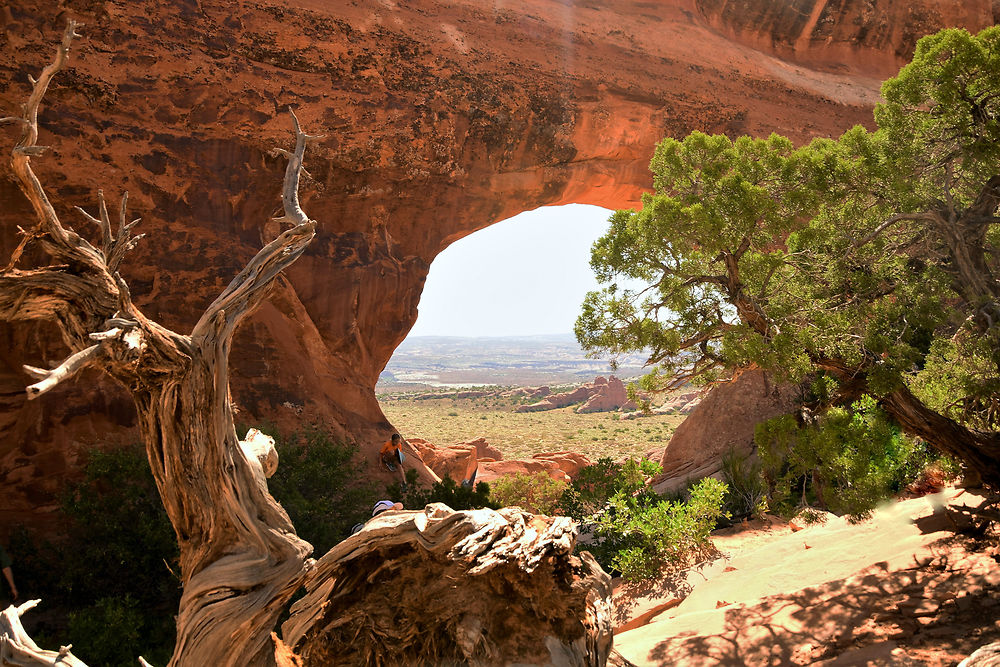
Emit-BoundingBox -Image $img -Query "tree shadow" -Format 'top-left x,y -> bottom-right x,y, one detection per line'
642,534 -> 1000,666
612,546 -> 721,629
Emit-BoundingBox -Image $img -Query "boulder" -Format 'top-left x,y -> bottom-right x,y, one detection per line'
532,451 -> 593,479
659,390 -> 704,414
456,437 -> 503,461
407,439 -> 477,484
477,459 -> 570,484
654,371 -> 806,494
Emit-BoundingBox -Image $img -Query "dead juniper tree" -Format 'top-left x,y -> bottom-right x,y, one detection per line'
0,22 -> 613,667
1,20 -> 315,666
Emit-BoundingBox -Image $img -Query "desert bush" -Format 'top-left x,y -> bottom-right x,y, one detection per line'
556,457 -> 725,580
557,457 -> 660,520
720,447 -> 768,521
264,428 -> 378,555
489,472 -> 568,514
592,477 -> 728,581
756,396 -> 946,521
390,469 -> 497,511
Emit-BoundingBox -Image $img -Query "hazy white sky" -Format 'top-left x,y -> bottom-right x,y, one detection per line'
408,204 -> 615,337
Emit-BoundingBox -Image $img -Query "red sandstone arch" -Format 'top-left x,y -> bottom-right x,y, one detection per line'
0,0 -> 994,522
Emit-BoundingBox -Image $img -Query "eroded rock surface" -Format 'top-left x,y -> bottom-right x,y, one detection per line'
654,371 -> 806,493
0,0 -> 993,520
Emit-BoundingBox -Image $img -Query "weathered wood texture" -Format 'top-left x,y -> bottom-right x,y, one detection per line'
283,504 -> 613,667
0,602 -> 87,667
1,21 -> 314,667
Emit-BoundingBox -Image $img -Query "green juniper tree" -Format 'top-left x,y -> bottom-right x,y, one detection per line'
577,26 -> 1000,486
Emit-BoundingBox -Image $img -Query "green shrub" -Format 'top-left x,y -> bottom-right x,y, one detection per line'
489,472 -> 568,514
555,457 -> 725,581
390,469 -> 497,511
264,428 -> 378,555
10,441 -> 180,665
558,457 -> 660,521
66,595 -> 149,667
592,477 -> 728,581
756,396 -> 945,520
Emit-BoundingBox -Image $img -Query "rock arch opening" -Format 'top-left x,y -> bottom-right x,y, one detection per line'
380,203 -> 620,390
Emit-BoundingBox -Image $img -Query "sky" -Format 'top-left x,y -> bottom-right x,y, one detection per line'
407,204 -> 616,337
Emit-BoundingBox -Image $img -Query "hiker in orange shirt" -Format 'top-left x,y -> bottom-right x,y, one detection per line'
380,433 -> 407,489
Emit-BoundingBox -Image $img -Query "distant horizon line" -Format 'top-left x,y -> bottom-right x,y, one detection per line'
403,332 -> 577,339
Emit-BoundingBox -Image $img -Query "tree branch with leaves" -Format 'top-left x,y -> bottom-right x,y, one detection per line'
577,26 -> 1000,487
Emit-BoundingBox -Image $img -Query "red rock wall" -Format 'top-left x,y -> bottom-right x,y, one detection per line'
695,0 -> 997,77
0,0 -> 993,521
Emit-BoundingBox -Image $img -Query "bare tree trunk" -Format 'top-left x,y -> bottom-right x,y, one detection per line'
1,22 -> 315,666
880,385 -> 1000,487
813,357 -> 1000,487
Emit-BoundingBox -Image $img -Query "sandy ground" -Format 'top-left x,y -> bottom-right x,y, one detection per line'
613,488 -> 1000,666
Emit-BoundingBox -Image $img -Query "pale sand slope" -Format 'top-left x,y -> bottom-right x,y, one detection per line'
614,488 -> 1000,666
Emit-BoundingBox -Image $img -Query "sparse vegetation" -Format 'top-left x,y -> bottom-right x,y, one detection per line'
379,391 -> 683,461
490,472 -> 568,514
756,396 -> 952,520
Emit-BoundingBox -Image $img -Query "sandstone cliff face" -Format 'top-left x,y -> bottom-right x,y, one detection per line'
695,0 -> 999,77
0,0 -> 993,520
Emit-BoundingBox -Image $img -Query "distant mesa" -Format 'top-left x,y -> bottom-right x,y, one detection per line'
515,376 -> 638,414
620,389 -> 704,419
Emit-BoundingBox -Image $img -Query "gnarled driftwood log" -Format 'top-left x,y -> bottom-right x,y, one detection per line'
283,504 -> 613,667
1,20 -> 315,666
